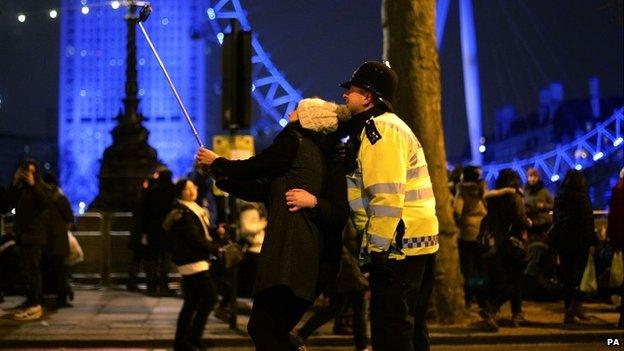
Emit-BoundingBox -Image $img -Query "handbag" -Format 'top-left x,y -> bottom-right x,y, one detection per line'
609,250 -> 624,288
67,231 -> 84,266
580,255 -> 597,293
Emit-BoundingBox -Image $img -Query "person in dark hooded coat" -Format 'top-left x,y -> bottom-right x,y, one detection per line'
550,169 -> 597,325
42,172 -> 74,307
479,169 -> 532,331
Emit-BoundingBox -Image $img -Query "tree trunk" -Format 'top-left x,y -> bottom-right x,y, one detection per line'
382,0 -> 466,324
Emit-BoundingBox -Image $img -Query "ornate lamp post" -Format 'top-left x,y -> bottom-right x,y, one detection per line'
90,3 -> 159,211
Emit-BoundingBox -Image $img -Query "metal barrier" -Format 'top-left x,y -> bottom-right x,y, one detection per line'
72,212 -> 135,286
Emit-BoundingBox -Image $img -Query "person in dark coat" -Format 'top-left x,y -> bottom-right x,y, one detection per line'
606,167 -> 624,328
237,203 -> 267,298
453,166 -> 488,308
163,178 -> 221,351
196,99 -> 347,350
141,166 -> 176,296
479,169 -> 532,331
5,159 -> 52,321
550,169 -> 597,325
42,172 -> 74,307
524,168 -> 554,237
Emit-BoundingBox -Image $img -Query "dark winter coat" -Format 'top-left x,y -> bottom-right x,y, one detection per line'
524,181 -> 554,228
6,182 -> 52,246
213,123 -> 327,302
454,181 -> 487,242
307,138 -> 350,293
550,190 -> 597,255
484,187 -> 531,247
166,203 -> 221,267
46,186 -> 74,256
141,179 -> 176,250
607,180 -> 624,251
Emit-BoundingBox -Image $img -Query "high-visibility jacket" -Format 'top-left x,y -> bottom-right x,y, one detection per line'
347,112 -> 439,260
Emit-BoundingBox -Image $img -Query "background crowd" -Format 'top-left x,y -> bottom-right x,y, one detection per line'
0,158 -> 622,347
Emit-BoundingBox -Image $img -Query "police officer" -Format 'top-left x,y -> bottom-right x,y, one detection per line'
339,61 -> 439,351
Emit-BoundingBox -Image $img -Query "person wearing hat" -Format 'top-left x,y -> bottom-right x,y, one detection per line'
195,99 -> 349,350
338,61 -> 439,350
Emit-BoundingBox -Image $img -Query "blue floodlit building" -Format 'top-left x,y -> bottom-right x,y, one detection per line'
58,0 -> 208,207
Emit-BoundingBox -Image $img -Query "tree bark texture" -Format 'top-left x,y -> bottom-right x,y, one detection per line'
382,0 -> 467,324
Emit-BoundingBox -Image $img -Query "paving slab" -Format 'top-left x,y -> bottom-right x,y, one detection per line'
0,286 -> 622,348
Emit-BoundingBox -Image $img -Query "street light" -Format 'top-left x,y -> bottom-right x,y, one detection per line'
49,10 -> 58,19
17,14 -> 26,23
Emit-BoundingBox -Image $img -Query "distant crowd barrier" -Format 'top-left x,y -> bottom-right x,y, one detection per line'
0,210 -> 615,287
72,212 -> 134,286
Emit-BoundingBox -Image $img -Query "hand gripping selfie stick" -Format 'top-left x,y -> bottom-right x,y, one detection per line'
133,2 -> 204,148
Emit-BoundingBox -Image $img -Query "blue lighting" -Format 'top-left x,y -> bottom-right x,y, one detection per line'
279,118 -> 288,127
478,145 -> 486,153
550,174 -> 560,182
593,152 -> 604,161
59,0 -> 208,209
217,32 -> 224,44
615,137 -> 623,147
483,108 -> 623,184
207,8 -> 216,20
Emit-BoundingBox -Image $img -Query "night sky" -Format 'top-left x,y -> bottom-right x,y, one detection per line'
0,0 -> 622,161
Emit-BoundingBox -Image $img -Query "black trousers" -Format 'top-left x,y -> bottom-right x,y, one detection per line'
247,285 -> 310,351
299,290 -> 368,350
21,245 -> 43,306
369,253 -> 436,351
48,255 -> 71,303
559,253 -> 587,309
174,270 -> 217,350
485,253 -> 523,314
458,240 -> 486,308
145,247 -> 172,291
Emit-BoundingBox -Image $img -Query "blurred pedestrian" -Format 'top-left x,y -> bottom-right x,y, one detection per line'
42,172 -> 74,307
550,169 -> 597,325
5,159 -> 52,321
480,169 -> 532,331
291,223 -> 368,351
606,167 -> 623,328
237,203 -> 267,298
141,166 -> 176,296
524,168 -> 554,238
163,178 -> 221,351
453,165 -> 487,308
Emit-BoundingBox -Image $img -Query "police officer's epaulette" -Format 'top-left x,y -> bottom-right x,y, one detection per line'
364,118 -> 382,145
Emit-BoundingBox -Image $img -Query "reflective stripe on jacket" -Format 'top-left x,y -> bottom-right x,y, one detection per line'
347,112 -> 439,259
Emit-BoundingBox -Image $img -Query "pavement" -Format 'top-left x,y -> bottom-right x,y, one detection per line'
0,285 -> 622,349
